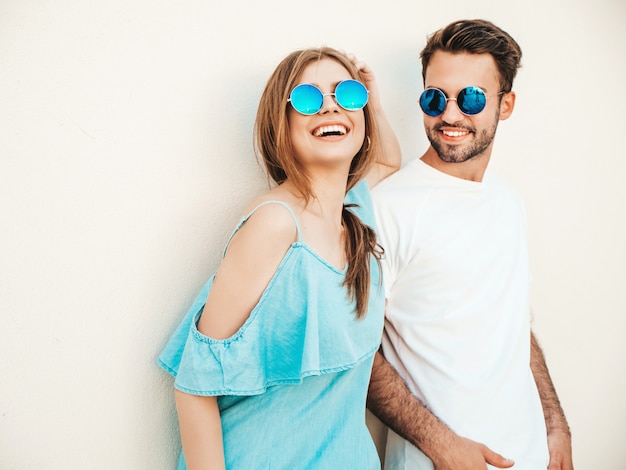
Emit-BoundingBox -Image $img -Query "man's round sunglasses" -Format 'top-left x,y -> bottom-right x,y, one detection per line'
419,86 -> 505,117
289,79 -> 369,115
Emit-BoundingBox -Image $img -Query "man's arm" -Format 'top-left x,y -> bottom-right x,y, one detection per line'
367,351 -> 514,470
530,331 -> 574,470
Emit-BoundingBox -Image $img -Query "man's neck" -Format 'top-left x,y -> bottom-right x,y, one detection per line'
420,146 -> 491,182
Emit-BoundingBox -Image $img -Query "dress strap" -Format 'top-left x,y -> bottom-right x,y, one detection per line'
223,201 -> 303,257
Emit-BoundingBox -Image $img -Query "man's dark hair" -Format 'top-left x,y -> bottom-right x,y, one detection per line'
420,19 -> 522,92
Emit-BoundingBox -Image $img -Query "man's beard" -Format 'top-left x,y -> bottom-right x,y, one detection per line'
426,119 -> 499,164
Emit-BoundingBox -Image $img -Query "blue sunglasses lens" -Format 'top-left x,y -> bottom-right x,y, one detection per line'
335,79 -> 369,111
289,84 -> 324,115
419,88 -> 447,116
289,80 -> 368,115
457,86 -> 487,115
419,86 -> 487,116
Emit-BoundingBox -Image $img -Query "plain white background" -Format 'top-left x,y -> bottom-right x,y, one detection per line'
1,0 -> 624,468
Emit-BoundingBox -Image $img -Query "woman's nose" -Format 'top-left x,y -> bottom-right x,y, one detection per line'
318,93 -> 340,114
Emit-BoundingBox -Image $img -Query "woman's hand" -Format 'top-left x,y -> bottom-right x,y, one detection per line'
348,53 -> 383,112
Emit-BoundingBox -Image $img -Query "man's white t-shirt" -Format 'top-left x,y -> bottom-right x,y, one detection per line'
371,159 -> 549,470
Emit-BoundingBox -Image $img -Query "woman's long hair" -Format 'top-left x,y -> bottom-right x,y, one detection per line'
254,47 -> 383,318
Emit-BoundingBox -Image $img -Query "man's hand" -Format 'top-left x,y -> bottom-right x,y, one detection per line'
431,436 -> 514,470
547,430 -> 574,470
368,353 -> 513,470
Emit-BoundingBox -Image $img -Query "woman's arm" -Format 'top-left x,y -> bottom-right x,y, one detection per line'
197,202 -> 297,340
175,391 -> 225,470
352,58 -> 402,187
175,203 -> 297,468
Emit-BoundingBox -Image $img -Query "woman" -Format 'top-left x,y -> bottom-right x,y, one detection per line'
158,47 -> 401,469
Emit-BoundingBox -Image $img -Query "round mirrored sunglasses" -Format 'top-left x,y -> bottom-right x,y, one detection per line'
419,86 -> 504,117
289,79 -> 369,115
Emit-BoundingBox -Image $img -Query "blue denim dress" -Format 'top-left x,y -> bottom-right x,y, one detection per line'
158,180 -> 384,469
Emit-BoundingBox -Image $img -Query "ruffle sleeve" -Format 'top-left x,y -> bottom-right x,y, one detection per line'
158,248 -> 383,396
157,179 -> 384,396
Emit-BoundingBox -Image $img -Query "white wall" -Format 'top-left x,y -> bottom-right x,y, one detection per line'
1,0 -> 624,468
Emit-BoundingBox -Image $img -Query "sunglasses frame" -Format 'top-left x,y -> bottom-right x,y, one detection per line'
288,79 -> 369,116
419,86 -> 505,117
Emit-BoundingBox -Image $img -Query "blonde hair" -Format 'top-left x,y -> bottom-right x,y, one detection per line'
253,47 -> 383,317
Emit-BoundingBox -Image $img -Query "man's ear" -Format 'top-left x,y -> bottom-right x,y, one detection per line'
499,91 -> 516,121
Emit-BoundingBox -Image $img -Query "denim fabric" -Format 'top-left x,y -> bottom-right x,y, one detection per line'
159,180 -> 384,469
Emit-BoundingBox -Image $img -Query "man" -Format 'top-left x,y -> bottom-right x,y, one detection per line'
368,19 -> 573,470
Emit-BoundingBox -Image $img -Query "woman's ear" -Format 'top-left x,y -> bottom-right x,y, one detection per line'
499,91 -> 516,121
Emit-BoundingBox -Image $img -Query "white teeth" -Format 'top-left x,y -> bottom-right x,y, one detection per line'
442,130 -> 468,137
313,125 -> 347,137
